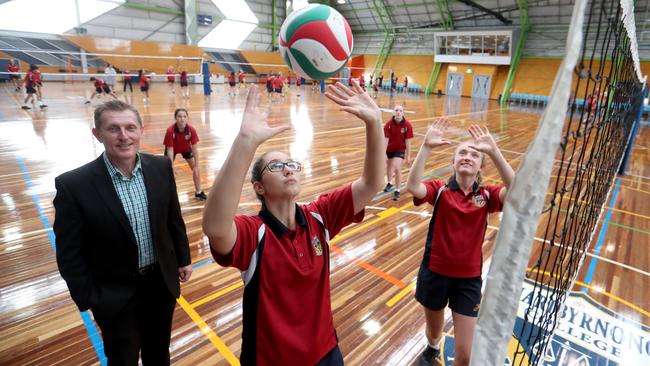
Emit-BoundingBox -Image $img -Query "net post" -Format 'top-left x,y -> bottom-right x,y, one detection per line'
202,62 -> 211,96
618,85 -> 648,175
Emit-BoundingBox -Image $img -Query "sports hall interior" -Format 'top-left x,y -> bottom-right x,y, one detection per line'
0,0 -> 649,365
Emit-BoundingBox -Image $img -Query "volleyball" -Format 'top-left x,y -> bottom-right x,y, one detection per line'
279,4 -> 353,80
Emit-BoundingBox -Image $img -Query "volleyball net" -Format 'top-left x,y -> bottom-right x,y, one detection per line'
0,48 -> 204,82
471,0 -> 647,365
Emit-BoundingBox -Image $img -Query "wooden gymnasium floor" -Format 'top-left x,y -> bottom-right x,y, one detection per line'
0,81 -> 648,365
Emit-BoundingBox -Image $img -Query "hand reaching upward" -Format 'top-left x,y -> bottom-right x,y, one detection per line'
325,80 -> 381,125
239,86 -> 291,145
423,118 -> 452,149
467,124 -> 497,156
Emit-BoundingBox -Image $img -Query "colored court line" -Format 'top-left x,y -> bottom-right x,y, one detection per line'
527,268 -> 650,318
177,296 -> 240,366
583,178 -> 621,291
191,282 -> 244,308
608,220 -> 650,235
17,158 -> 107,366
386,281 -> 416,307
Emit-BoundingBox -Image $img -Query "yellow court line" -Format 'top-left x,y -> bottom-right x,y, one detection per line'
574,280 -> 650,318
527,268 -> 650,318
331,203 -> 413,243
386,281 -> 416,307
191,282 -> 244,308
177,296 -> 240,366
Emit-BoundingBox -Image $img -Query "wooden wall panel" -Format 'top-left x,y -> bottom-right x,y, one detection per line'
63,35 -> 219,74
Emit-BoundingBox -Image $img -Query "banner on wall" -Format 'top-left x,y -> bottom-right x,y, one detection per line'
441,280 -> 650,365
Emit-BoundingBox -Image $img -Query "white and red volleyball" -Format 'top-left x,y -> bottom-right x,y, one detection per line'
279,4 -> 353,80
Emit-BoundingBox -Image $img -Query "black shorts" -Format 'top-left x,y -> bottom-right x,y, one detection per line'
10,74 -> 20,80
386,151 -> 405,159
26,86 -> 36,94
229,82 -> 236,87
140,86 -> 149,92
165,146 -> 194,160
315,345 -> 343,366
180,80 -> 188,87
274,87 -> 282,93
178,150 -> 194,159
415,263 -> 482,317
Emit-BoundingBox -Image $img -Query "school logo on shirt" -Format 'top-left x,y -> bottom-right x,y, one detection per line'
312,236 -> 323,256
472,194 -> 486,208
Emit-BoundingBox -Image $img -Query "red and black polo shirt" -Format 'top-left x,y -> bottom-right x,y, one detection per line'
384,117 -> 414,153
163,123 -> 199,154
212,184 -> 364,366
414,176 -> 504,278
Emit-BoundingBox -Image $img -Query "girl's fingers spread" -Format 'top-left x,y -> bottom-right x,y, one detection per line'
328,84 -> 349,99
325,92 -> 350,106
337,82 -> 356,96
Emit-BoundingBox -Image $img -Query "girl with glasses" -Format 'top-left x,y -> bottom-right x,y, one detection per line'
202,81 -> 385,366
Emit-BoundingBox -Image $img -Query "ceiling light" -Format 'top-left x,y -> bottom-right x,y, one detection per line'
338,0 -> 346,4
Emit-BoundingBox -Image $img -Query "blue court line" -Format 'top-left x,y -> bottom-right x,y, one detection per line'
582,178 -> 622,292
192,258 -> 214,269
17,158 -> 107,365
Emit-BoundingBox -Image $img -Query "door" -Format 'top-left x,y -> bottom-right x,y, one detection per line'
446,73 -> 463,96
472,75 -> 492,99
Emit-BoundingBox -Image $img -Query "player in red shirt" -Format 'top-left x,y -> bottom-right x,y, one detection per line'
85,77 -> 118,104
163,108 -> 207,200
227,71 -> 237,97
202,80 -> 384,366
237,70 -> 246,90
22,64 -> 46,110
138,69 -> 150,103
383,105 -> 414,200
271,72 -> 285,101
122,68 -> 133,93
179,67 -> 189,99
403,76 -> 409,92
166,65 -> 176,95
8,59 -> 21,92
406,119 -> 514,366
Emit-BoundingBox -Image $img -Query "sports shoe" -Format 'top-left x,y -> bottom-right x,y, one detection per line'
383,183 -> 393,192
21,105 -> 31,110
195,191 -> 207,200
393,191 -> 401,201
419,346 -> 440,366
39,104 -> 48,109
84,100 -> 91,104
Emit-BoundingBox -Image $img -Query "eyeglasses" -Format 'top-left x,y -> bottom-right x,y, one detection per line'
262,160 -> 302,173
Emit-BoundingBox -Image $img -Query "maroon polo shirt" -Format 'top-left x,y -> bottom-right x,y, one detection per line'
414,176 -> 504,278
384,117 -> 414,153
163,123 -> 199,154
212,184 -> 364,366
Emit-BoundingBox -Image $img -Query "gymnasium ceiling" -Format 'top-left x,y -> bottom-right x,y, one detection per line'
317,0 -> 650,57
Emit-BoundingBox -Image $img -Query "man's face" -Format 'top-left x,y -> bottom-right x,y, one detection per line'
92,110 -> 143,164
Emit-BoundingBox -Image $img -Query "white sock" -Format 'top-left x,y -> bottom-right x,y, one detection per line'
429,339 -> 441,350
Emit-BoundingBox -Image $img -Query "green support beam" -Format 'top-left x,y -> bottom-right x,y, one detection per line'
500,0 -> 530,106
425,0 -> 453,95
184,0 -> 199,45
123,1 -> 183,15
371,0 -> 394,76
271,0 -> 278,50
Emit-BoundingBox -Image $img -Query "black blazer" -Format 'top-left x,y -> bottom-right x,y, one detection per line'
53,153 -> 191,316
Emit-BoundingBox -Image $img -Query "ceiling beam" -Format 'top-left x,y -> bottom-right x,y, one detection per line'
456,0 -> 512,25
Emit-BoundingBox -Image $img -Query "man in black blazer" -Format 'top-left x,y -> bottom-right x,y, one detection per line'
53,100 -> 193,365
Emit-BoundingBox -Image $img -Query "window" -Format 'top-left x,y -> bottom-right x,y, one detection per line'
0,0 -> 124,34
